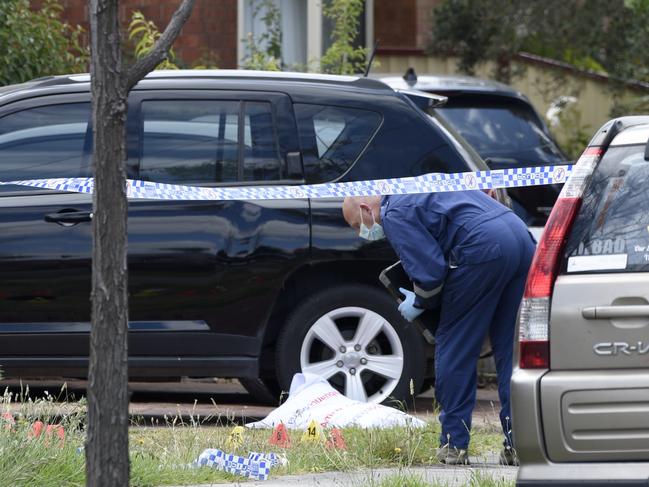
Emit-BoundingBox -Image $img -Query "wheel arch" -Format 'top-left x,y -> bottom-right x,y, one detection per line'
256,260 -> 392,376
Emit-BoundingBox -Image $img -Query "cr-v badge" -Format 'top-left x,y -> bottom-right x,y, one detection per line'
594,342 -> 649,356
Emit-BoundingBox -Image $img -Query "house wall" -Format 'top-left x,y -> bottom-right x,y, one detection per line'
40,0 -> 238,68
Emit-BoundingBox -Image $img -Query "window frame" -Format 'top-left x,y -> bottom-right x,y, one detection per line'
129,90 -> 301,187
294,102 -> 383,184
0,93 -> 93,197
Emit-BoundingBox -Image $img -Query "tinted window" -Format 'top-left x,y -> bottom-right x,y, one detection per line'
563,144 -> 649,273
438,102 -> 561,163
243,101 -> 282,181
295,104 -> 381,183
141,100 -> 239,184
140,100 -> 282,184
0,103 -> 90,192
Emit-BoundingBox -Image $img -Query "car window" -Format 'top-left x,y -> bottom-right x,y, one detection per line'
437,102 -> 558,162
140,100 -> 282,185
140,100 -> 240,184
0,103 -> 90,192
563,144 -> 649,273
242,101 -> 282,182
295,104 -> 382,183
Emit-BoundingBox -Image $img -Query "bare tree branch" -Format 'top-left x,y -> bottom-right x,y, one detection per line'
125,0 -> 197,90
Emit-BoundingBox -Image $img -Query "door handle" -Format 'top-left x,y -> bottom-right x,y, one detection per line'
44,210 -> 93,226
582,305 -> 649,319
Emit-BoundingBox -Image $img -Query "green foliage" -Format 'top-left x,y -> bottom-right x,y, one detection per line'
128,11 -> 179,70
430,0 -> 649,85
546,98 -> 591,161
320,0 -> 368,75
429,0 -> 520,82
191,49 -> 220,70
127,11 -> 218,70
241,0 -> 282,71
0,0 -> 88,87
610,95 -> 649,118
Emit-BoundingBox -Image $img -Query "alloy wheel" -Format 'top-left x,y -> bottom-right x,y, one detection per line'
299,306 -> 404,403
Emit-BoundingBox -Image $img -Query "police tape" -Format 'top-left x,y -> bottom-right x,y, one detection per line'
1,164 -> 573,201
192,448 -> 285,480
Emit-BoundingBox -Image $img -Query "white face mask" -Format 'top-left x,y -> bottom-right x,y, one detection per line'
358,208 -> 385,241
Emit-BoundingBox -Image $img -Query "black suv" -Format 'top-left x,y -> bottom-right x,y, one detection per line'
380,70 -> 567,229
0,70 -> 501,405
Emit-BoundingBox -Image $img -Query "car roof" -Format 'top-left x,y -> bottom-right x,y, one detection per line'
589,116 -> 649,148
377,73 -> 527,100
610,122 -> 649,146
0,70 -> 396,103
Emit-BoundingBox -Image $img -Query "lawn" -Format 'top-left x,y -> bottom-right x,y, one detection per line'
0,386 -> 512,486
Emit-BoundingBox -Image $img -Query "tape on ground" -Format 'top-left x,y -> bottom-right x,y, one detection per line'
0,164 -> 572,201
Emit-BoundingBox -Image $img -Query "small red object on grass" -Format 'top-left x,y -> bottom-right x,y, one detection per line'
30,420 -> 65,446
268,422 -> 291,448
325,428 -> 346,450
1,412 -> 15,430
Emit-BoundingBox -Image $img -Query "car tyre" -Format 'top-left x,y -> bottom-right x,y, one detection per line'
275,284 -> 426,408
239,377 -> 283,406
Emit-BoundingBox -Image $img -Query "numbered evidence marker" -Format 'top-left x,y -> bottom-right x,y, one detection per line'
301,419 -> 323,443
325,428 -> 347,450
226,425 -> 245,449
268,422 -> 291,448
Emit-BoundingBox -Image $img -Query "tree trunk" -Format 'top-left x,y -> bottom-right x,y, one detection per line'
87,0 -> 129,485
85,0 -> 195,484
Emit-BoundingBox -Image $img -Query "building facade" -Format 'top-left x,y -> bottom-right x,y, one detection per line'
49,0 -> 439,70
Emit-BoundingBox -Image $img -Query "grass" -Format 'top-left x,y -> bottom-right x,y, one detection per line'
0,385 -> 510,486
375,472 -> 515,487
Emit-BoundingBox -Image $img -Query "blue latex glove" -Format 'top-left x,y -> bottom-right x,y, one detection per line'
398,287 -> 425,322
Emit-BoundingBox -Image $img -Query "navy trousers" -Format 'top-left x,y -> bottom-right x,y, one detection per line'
434,212 -> 535,449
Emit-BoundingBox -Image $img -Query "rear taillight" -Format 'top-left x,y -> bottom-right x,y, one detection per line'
518,147 -> 603,369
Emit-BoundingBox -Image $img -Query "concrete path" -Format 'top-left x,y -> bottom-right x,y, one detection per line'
171,462 -> 517,486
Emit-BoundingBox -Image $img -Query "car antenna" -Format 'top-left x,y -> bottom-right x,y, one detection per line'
363,39 -> 380,77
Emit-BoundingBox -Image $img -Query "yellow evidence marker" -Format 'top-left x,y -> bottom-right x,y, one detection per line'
301,419 -> 323,443
226,425 -> 245,449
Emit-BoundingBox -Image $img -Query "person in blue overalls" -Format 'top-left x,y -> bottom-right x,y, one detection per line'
343,191 -> 535,466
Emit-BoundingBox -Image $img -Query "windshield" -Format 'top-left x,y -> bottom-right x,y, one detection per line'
425,111 -> 487,171
437,102 -> 563,163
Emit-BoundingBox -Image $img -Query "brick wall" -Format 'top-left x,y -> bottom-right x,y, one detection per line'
374,0 -> 417,49
415,0 -> 440,50
374,0 -> 441,53
39,0 -> 238,68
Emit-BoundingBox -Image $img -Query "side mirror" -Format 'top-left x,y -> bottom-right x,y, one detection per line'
644,137 -> 649,161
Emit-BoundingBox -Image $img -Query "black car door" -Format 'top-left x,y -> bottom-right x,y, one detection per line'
0,94 -> 94,372
125,90 -> 310,376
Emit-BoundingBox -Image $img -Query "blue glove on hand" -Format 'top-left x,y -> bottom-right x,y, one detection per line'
398,287 -> 425,322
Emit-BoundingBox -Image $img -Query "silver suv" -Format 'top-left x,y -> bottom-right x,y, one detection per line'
512,116 -> 649,486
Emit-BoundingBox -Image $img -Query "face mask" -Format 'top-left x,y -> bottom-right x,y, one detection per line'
358,209 -> 385,241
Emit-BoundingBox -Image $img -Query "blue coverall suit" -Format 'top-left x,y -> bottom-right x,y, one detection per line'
380,191 -> 535,449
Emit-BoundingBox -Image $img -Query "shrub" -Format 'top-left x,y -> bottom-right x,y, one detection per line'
0,0 -> 88,86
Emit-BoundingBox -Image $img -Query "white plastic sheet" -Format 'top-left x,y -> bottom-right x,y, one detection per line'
246,373 -> 425,430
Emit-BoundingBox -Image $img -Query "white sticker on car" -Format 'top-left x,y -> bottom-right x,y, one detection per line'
567,254 -> 628,272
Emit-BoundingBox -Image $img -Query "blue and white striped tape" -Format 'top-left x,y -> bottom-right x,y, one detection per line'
0,164 -> 572,201
193,448 -> 284,480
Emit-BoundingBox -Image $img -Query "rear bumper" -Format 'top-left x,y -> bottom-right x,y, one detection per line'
518,480 -> 648,486
517,463 -> 649,486
511,368 -> 649,485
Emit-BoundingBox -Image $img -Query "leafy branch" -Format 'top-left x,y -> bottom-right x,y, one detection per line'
320,0 -> 367,75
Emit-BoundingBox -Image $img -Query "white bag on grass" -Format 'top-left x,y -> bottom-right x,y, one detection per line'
246,373 -> 425,430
